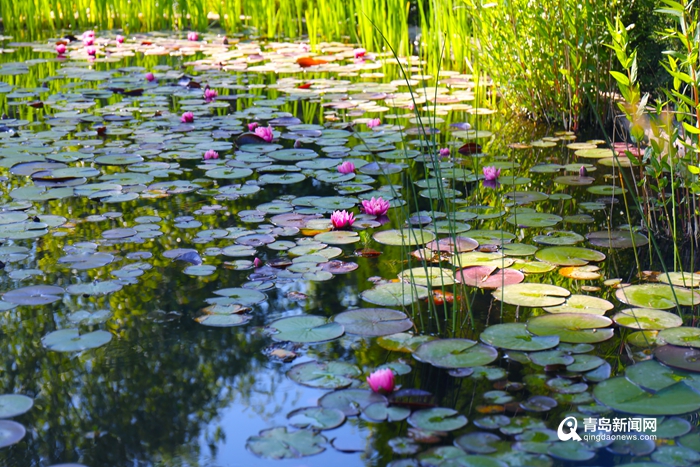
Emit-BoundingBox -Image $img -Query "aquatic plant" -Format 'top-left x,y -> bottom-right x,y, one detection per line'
366,118 -> 381,129
145,72 -> 155,82
203,150 -> 219,160
361,197 -> 390,217
203,87 -> 218,102
181,111 -> 194,123
254,126 -> 274,142
336,161 -> 355,174
366,368 -> 395,394
330,210 -> 355,229
482,166 -> 500,181
187,31 -> 199,41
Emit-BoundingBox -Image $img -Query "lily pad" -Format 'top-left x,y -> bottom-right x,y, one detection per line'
457,267 -> 524,289
594,376 -> 700,415
587,230 -> 649,249
480,323 -> 559,351
319,389 -> 387,416
398,267 -> 455,286
613,308 -> 683,330
492,283 -> 570,307
287,361 -> 361,389
361,282 -> 430,306
0,395 -> 33,419
527,313 -> 614,343
408,408 -> 467,432
413,339 -> 498,368
269,315 -> 344,343
246,427 -> 326,459
616,284 -> 700,309
3,285 -> 64,305
535,246 -> 606,266
42,329 -> 112,352
333,308 -> 413,336
373,229 -> 436,246
658,327 -> 700,348
287,407 -> 346,430
0,421 -> 25,448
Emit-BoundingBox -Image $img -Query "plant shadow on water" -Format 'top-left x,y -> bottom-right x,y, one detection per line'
0,30 -> 697,467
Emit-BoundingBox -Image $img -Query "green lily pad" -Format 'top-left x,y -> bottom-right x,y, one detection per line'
373,229 -> 436,246
195,314 -> 251,327
655,345 -> 700,372
398,267 -> 455,286
333,308 -> 413,336
613,308 -> 683,330
594,377 -> 700,415
533,231 -> 584,246
0,395 -> 33,419
314,231 -> 361,245
480,323 -> 559,351
0,421 -> 25,448
246,427 -> 326,459
658,272 -> 700,288
361,282 -> 430,306
269,315 -> 344,343
587,230 -> 649,248
42,329 -> 112,352
363,402 -> 411,422
66,281 -> 123,296
450,252 -> 514,269
287,361 -> 361,389
625,360 -> 700,393
506,213 -> 562,228
212,287 -> 267,306
408,408 -> 467,432
3,285 -> 64,305
492,283 -> 570,307
544,295 -> 614,315
658,327 -> 700,348
318,388 -> 387,416
616,284 -> 700,309
535,246 -> 606,266
413,339 -> 498,369
377,333 -> 435,353
527,313 -> 614,343
287,407 -> 346,430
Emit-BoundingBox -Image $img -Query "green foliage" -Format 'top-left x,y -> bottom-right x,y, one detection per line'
461,0 -> 620,129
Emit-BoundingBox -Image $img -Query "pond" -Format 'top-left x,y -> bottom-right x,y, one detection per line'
0,31 -> 698,467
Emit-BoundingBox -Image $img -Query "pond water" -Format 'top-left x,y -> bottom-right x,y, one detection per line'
0,31 -> 698,467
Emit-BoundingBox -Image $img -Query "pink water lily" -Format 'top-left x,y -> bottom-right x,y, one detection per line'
187,31 -> 199,41
254,126 -> 274,143
55,44 -> 66,55
362,197 -> 390,217
116,35 -> 124,44
439,148 -> 450,157
83,30 -> 95,40
331,210 -> 355,230
337,161 -> 355,174
85,46 -> 96,56
253,257 -> 263,268
204,88 -> 218,102
367,368 -> 395,394
181,112 -> 194,123
294,140 -> 303,148
367,118 -> 381,129
83,37 -> 94,46
248,122 -> 259,131
482,166 -> 501,181
579,166 -> 588,177
203,150 -> 219,160
145,72 -> 155,82
354,48 -> 366,59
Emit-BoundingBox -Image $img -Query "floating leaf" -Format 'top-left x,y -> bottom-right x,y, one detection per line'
269,315 -> 344,343
408,408 -> 467,431
527,313 -> 614,344
246,427 -> 326,459
334,308 -> 413,336
287,361 -> 361,389
492,283 -> 570,307
42,329 -> 112,352
616,284 -> 700,309
361,282 -> 430,306
414,339 -> 498,369
480,323 -> 559,351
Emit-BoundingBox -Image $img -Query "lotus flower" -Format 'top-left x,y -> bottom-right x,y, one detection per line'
362,197 -> 390,217
482,166 -> 500,181
204,88 -> 218,102
367,368 -> 395,394
337,161 -> 355,174
579,166 -> 588,177
146,72 -> 155,82
367,118 -> 381,129
439,148 -> 450,157
83,30 -> 95,40
83,37 -> 94,46
187,31 -> 199,41
254,126 -> 274,142
203,150 -> 219,160
116,35 -> 124,44
354,48 -> 366,59
253,257 -> 263,268
248,122 -> 259,131
85,46 -> 96,56
55,44 -> 66,55
331,210 -> 355,229
181,112 -> 194,123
